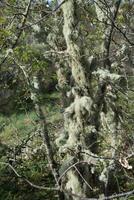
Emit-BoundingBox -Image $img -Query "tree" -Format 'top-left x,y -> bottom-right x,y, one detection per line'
0,0 -> 133,199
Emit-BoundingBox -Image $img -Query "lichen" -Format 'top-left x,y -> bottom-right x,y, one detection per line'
93,69 -> 121,81
62,0 -> 90,93
66,170 -> 83,199
63,92 -> 92,149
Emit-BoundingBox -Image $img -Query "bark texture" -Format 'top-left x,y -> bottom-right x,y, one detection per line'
62,0 -> 90,95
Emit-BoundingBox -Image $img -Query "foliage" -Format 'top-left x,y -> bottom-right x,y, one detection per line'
0,0 -> 133,199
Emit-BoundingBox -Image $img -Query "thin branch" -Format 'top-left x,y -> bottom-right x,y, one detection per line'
20,0 -> 66,30
80,151 -> 116,161
0,161 -> 58,191
58,160 -> 95,191
74,166 -> 93,190
103,190 -> 134,200
12,57 -> 62,193
64,189 -> 134,200
3,161 -> 133,199
94,0 -> 134,46
0,0 -> 32,68
14,128 -> 40,157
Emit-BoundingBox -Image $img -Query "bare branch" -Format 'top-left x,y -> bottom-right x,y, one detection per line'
0,161 -> 59,191
94,0 -> 134,46
0,0 -> 32,68
64,189 -> 134,200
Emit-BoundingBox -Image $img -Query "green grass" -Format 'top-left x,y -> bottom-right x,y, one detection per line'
0,92 -> 62,147
0,93 -> 61,200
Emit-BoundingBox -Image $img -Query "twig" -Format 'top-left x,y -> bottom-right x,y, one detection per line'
74,166 -> 93,190
0,0 -> 32,68
0,161 -> 59,191
94,0 -> 134,46
58,161 -> 92,185
12,57 -> 63,200
64,189 -> 134,200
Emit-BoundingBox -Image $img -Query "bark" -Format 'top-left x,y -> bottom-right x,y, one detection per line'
58,0 -> 124,198
55,0 -> 128,198
56,61 -> 70,108
94,0 -> 123,194
62,0 -> 91,95
59,1 -> 95,199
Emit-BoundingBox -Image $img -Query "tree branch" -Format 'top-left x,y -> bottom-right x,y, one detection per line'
0,0 -> 32,68
0,161 -> 59,191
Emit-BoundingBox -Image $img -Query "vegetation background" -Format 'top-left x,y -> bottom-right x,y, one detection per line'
0,0 -> 133,199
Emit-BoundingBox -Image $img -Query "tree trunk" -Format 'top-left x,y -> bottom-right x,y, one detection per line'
56,0 -> 124,199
